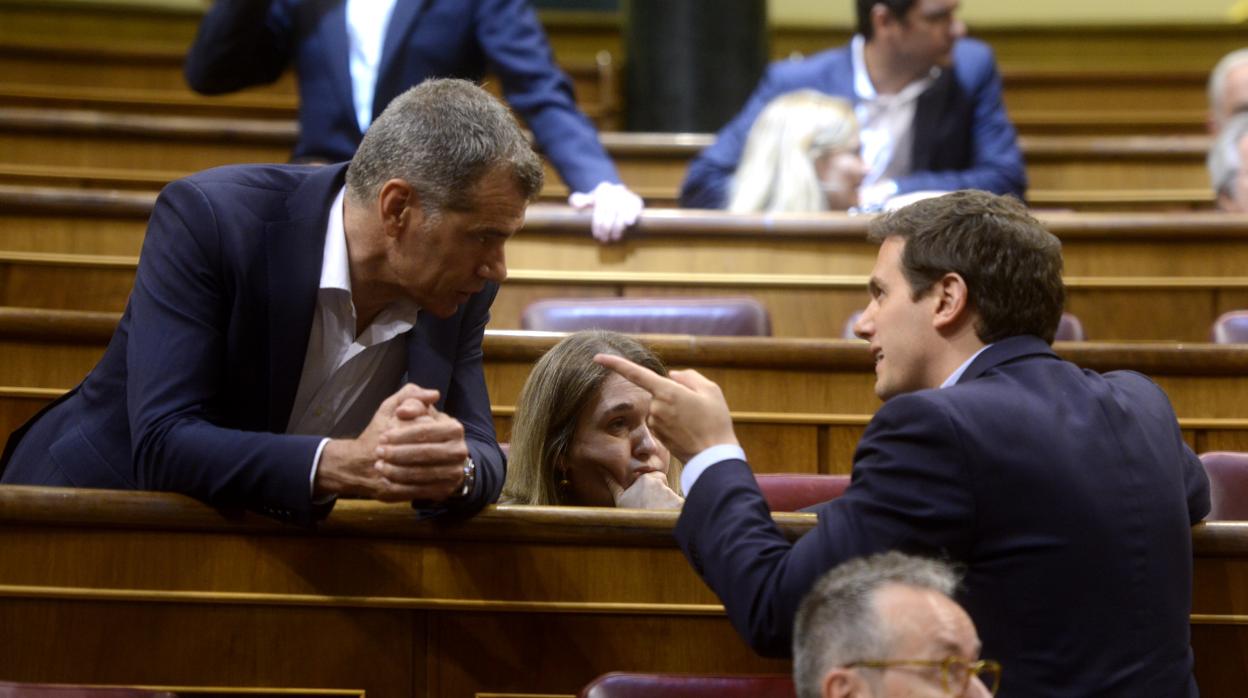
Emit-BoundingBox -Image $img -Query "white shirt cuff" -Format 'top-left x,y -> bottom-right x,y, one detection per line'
309,437 -> 332,501
681,444 -> 747,494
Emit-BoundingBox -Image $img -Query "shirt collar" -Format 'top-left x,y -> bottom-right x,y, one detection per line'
320,186 -> 351,293
320,186 -> 421,333
941,344 -> 993,388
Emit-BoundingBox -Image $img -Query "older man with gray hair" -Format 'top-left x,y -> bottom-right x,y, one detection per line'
1209,49 -> 1248,133
793,552 -> 998,698
1208,112 -> 1248,211
1,79 -> 543,524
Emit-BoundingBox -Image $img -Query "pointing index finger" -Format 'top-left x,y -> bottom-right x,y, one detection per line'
593,353 -> 670,395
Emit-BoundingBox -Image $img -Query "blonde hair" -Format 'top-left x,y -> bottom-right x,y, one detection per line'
728,90 -> 859,213
503,331 -> 681,505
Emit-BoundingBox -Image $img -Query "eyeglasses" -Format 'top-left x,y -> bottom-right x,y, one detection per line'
846,656 -> 1002,696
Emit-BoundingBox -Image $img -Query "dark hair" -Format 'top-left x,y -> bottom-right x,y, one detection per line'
856,0 -> 917,40
867,190 -> 1065,344
346,78 -> 544,213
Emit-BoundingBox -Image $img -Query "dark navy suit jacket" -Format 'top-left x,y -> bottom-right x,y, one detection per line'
184,0 -> 618,193
0,163 -> 505,525
676,336 -> 1208,697
679,38 -> 1026,209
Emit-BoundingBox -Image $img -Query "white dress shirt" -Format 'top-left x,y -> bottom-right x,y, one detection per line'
682,344 -> 994,495
346,0 -> 400,133
850,34 -> 938,209
287,186 -> 421,493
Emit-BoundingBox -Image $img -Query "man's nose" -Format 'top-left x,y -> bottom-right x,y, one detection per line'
852,306 -> 874,340
951,18 -> 968,39
479,248 -> 507,283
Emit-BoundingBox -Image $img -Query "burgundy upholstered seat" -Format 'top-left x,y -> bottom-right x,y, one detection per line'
579,672 -> 795,698
842,311 -> 1086,341
521,297 -> 771,336
1211,310 -> 1248,343
0,683 -> 175,698
1199,451 -> 1248,520
755,473 -> 851,511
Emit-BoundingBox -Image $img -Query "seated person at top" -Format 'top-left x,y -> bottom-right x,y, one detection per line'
184,0 -> 640,242
1209,112 -> 1248,211
728,90 -> 868,213
502,331 -> 683,509
680,0 -> 1025,211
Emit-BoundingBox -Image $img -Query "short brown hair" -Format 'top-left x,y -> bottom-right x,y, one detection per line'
503,330 -> 680,505
867,190 -> 1065,344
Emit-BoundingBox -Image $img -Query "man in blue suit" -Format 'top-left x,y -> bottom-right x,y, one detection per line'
184,0 -> 640,242
680,0 -> 1025,210
599,191 -> 1209,697
0,80 -> 543,525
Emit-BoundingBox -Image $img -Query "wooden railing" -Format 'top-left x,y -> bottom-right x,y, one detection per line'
0,485 -> 1242,697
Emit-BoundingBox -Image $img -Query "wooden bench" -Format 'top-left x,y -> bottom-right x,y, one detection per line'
2,194 -> 1246,340
0,108 -> 1216,202
0,37 -> 621,129
1,310 -> 1244,467
0,486 -> 1242,697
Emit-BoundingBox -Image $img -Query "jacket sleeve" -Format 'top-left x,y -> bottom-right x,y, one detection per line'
674,392 -> 975,656
679,62 -> 793,210
126,178 -> 325,524
436,284 -> 507,516
184,0 -> 295,95
472,0 -> 619,193
895,46 -> 1027,198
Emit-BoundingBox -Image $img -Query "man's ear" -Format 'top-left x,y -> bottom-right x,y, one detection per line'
378,179 -> 421,239
931,271 -> 971,331
822,668 -> 865,698
870,2 -> 899,35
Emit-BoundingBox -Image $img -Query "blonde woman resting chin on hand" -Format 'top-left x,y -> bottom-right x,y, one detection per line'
501,330 -> 683,509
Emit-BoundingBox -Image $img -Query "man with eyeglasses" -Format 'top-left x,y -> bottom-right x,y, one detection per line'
598,191 -> 1208,696
794,552 -> 998,697
680,0 -> 1025,211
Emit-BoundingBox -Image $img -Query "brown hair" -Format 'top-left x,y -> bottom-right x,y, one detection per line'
867,190 -> 1065,344
503,330 -> 680,505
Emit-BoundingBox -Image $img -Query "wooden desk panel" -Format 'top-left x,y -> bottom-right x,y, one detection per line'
0,488 -> 1242,697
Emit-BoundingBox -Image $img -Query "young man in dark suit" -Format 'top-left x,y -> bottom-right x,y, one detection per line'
599,190 -> 1209,697
680,0 -> 1025,210
1,80 -> 541,525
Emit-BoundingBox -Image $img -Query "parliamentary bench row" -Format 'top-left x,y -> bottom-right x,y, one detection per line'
1,310 -> 1246,470
2,188 -> 1245,274
0,107 -> 1217,202
0,485 -> 1243,697
2,193 -> 1247,340
0,30 -> 1220,136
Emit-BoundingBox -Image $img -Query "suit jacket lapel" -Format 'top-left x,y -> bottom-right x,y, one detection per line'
265,164 -> 350,431
406,315 -> 453,412
321,0 -> 358,137
910,68 -> 955,172
375,0 -> 428,120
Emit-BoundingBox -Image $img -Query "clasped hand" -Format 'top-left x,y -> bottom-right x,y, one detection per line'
315,383 -> 469,503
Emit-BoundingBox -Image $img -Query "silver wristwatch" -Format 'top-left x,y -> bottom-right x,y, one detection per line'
453,457 -> 476,499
